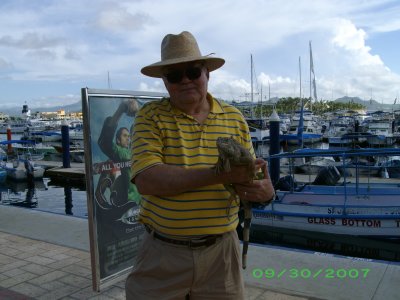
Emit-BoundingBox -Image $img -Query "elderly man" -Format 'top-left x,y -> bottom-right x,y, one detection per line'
126,31 -> 275,300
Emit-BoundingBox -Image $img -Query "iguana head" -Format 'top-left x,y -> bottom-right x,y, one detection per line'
216,137 -> 242,160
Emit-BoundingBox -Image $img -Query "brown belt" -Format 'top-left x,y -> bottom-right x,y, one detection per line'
145,226 -> 223,249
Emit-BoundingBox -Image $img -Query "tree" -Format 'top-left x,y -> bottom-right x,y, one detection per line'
233,97 -> 365,116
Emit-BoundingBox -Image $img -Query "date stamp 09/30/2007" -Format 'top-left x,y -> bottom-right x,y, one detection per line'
252,268 -> 371,280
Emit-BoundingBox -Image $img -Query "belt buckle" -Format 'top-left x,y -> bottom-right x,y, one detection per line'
189,236 -> 216,249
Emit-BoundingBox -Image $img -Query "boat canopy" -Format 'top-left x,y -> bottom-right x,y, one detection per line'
269,147 -> 400,159
0,140 -> 36,145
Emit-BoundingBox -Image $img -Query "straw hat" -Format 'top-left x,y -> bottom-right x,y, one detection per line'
141,31 -> 225,78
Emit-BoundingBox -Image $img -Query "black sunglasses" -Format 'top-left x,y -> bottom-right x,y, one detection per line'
164,66 -> 203,84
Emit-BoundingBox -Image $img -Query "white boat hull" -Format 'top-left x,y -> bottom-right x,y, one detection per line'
252,214 -> 399,237
252,185 -> 400,238
3,161 -> 45,181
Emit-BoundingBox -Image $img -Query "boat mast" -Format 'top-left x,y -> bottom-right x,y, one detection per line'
298,56 -> 304,148
299,56 -> 302,100
107,71 -> 112,89
309,42 -> 312,102
251,54 -> 254,118
268,81 -> 271,101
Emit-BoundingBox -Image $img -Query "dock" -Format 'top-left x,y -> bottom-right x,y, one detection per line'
36,159 -> 400,186
36,160 -> 86,184
0,205 -> 399,299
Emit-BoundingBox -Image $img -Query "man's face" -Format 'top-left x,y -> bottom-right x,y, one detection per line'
162,61 -> 209,105
117,128 -> 130,148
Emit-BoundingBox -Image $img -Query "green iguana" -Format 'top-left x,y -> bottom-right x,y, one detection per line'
215,136 -> 262,269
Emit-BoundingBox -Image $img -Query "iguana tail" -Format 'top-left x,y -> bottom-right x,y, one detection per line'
242,200 -> 252,269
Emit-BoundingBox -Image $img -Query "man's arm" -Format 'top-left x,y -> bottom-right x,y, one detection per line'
98,99 -> 138,159
133,161 -> 265,196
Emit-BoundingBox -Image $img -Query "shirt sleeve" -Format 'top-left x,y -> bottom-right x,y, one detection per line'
130,104 -> 164,181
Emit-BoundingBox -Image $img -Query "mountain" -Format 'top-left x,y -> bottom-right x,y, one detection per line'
1,101 -> 82,117
230,97 -> 280,106
333,96 -> 393,111
1,95 -> 394,117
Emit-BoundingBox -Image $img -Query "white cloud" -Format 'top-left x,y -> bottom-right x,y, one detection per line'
138,81 -> 165,93
0,0 -> 400,107
0,57 -> 13,70
320,18 -> 400,102
332,19 -> 383,67
64,48 -> 80,60
95,4 -> 153,32
0,32 -> 62,49
26,49 -> 57,60
30,94 -> 81,108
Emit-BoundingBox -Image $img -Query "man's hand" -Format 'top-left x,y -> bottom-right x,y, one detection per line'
219,158 -> 265,184
234,159 -> 275,203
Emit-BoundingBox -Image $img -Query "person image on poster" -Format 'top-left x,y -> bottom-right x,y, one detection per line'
94,98 -> 143,277
96,99 -> 141,208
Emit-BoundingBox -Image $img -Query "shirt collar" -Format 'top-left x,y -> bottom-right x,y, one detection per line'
166,93 -> 225,116
208,93 -> 225,115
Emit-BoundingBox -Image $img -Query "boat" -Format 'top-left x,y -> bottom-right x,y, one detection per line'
23,131 -> 62,143
1,159 -> 45,181
0,139 -> 46,181
251,147 -> 400,239
0,140 -> 46,160
52,143 -> 83,154
247,118 -> 270,144
365,119 -> 396,146
69,127 -> 84,141
282,110 -> 323,145
243,55 -> 271,144
0,168 -> 6,182
296,155 -> 340,175
0,121 -> 49,134
326,116 -> 355,146
379,157 -> 400,179
69,149 -> 85,163
0,104 -> 50,134
361,111 -> 397,146
280,47 -> 322,146
0,147 -> 6,160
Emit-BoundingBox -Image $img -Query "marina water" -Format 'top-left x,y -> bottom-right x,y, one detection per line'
0,133 -> 87,218
1,135 -> 399,262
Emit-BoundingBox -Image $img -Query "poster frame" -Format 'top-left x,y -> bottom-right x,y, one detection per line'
81,88 -> 166,291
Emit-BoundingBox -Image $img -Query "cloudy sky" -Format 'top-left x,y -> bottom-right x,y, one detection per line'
0,0 -> 399,109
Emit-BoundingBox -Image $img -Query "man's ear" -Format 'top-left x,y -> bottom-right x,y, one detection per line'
206,69 -> 210,80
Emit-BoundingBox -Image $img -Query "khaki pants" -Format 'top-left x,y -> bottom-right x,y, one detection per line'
125,230 -> 244,300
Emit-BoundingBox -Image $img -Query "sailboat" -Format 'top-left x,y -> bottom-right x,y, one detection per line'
245,54 -> 270,144
281,42 -> 322,145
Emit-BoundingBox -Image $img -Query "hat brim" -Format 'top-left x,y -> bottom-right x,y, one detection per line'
141,55 -> 225,78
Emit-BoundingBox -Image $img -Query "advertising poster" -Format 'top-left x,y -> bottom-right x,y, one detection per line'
82,88 -> 165,290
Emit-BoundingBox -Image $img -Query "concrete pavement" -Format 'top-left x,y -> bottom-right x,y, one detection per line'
0,205 -> 398,299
